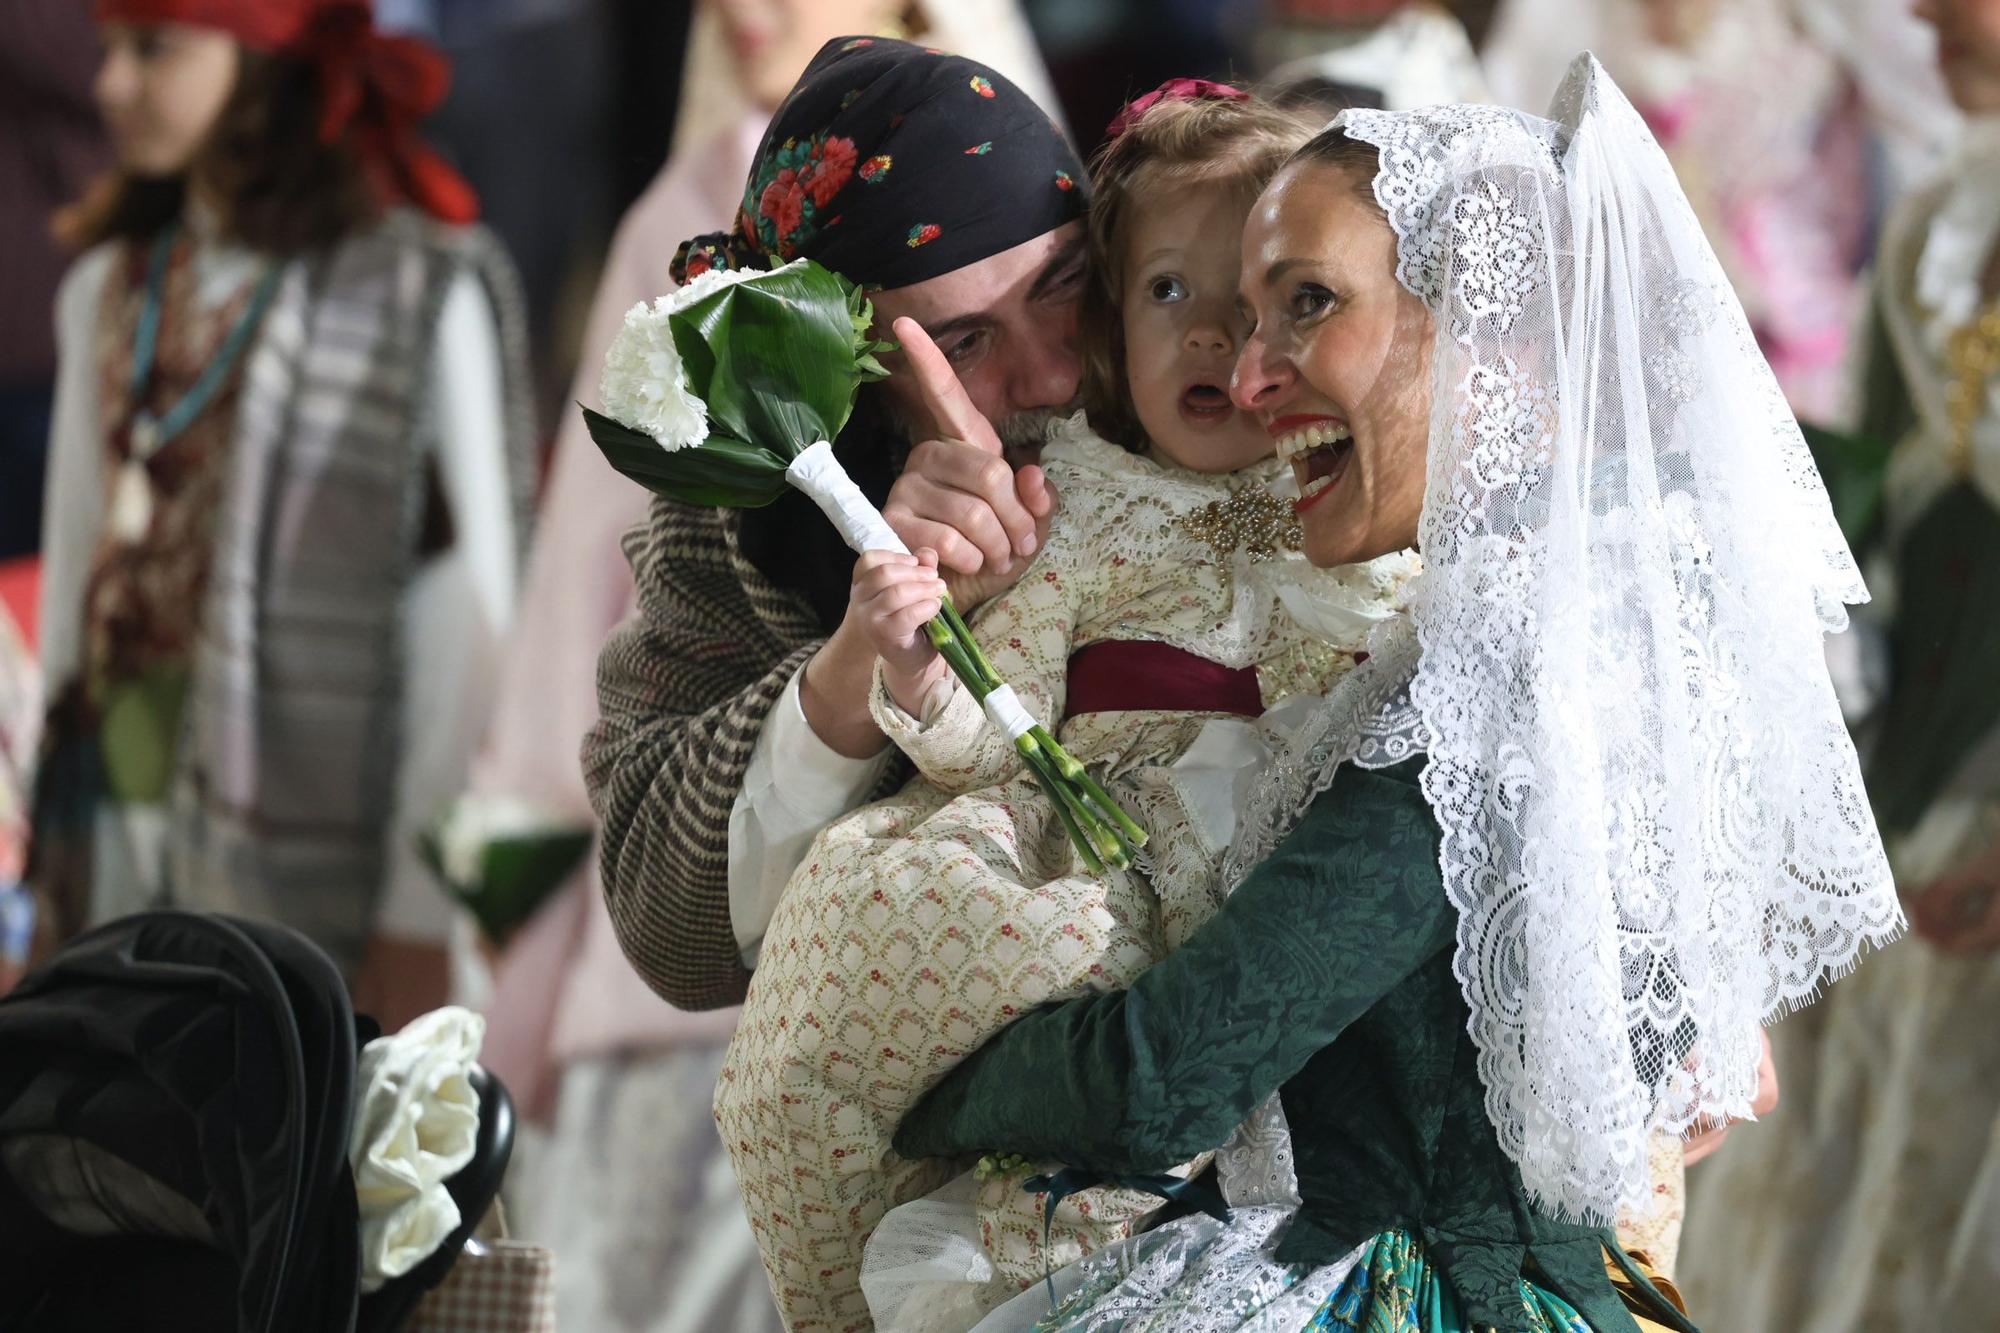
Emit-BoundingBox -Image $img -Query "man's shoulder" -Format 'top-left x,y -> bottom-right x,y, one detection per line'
636,492 -> 728,540
629,498 -> 822,638
625,495 -> 744,571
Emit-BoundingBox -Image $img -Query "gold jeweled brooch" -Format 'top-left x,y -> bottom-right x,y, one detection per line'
1174,487 -> 1304,562
1945,299 -> 2000,476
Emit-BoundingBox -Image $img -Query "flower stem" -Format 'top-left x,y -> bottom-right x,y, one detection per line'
917,597 -> 1146,875
1020,745 -> 1104,876
1073,767 -> 1150,853
1027,724 -> 1084,781
938,595 -> 1002,689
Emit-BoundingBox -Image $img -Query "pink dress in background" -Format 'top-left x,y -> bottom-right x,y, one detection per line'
470,115 -> 782,1333
475,117 -> 763,1109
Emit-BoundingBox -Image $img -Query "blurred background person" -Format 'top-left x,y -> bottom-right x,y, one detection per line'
1012,0 -> 1502,157
0,598 -> 35,998
29,0 -> 534,1031
1481,0 -> 1957,423
1674,0 -> 2000,1327
1253,0 -> 1491,111
456,5 -> 1061,1331
0,2 -> 111,563
377,0 -> 625,427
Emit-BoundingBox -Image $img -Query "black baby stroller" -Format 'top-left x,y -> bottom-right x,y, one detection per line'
0,911 -> 513,1332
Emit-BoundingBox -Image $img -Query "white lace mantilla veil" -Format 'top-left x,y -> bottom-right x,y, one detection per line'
1220,53 -> 1903,1227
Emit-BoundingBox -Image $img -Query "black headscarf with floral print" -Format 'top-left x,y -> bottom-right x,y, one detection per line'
673,36 -> 1087,291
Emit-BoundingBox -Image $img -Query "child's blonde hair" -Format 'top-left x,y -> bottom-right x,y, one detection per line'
1082,92 -> 1320,449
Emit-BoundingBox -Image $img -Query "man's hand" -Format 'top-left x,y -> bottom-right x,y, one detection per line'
883,317 -> 1055,611
1910,838 -> 2000,955
798,319 -> 1058,756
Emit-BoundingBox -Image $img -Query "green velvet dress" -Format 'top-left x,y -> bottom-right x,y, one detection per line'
894,758 -> 1696,1333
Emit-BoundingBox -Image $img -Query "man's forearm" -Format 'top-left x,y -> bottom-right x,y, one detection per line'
584,499 -> 823,1010
587,636 -> 809,1010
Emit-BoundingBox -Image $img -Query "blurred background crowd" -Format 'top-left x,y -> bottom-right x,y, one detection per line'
0,1 -> 1987,1330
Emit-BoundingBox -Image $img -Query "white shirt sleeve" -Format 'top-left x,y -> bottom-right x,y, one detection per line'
374,270 -> 518,943
727,664 -> 892,968
38,248 -> 116,692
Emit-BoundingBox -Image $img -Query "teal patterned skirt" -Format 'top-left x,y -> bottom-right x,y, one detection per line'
1306,1230 -> 1591,1332
1017,1217 -> 1612,1332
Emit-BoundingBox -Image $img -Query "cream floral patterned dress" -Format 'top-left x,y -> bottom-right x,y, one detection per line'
714,417 -> 1415,1332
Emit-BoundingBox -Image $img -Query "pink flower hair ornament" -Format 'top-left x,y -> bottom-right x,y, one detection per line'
1105,77 -> 1251,141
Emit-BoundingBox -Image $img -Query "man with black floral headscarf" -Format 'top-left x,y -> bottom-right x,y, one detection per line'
584,37 -> 1089,1011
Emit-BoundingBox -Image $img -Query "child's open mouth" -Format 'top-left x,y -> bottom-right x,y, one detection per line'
1178,383 -> 1233,427
1273,417 -> 1354,512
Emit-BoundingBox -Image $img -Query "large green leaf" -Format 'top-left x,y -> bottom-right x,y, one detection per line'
582,407 -> 791,507
583,260 -> 886,504
669,313 -> 720,407
670,262 -> 873,459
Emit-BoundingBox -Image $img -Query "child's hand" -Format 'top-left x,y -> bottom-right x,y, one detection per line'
850,548 -> 951,713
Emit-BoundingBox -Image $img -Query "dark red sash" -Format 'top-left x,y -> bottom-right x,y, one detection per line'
1065,640 -> 1263,720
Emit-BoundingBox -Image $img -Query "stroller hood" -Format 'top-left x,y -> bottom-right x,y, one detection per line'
0,912 -> 361,1332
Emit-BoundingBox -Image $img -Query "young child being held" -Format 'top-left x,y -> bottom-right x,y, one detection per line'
716,83 -> 1416,1332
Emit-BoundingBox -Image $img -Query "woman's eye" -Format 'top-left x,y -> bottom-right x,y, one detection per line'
1290,283 -> 1334,320
1149,275 -> 1188,303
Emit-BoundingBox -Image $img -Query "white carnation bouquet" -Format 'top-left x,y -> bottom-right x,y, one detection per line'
417,795 -> 592,945
586,259 -> 1145,871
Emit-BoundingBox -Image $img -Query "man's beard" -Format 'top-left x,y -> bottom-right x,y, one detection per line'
995,405 -> 1071,466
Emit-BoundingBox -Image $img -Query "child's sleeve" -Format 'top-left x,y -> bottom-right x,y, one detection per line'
867,510 -> 1082,795
894,761 -> 1453,1169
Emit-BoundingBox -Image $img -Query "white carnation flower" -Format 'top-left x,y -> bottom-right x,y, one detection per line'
597,260 -> 810,450
436,794 -> 558,886
600,299 -> 710,450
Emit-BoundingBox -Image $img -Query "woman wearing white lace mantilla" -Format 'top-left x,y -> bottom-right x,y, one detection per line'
887,54 -> 1902,1332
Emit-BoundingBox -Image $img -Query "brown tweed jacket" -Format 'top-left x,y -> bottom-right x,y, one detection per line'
584,495 -> 902,1010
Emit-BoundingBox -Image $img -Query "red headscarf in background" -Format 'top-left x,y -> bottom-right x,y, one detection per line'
94,0 -> 478,223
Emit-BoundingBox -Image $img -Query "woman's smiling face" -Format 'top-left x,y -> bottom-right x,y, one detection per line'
1231,156 -> 1434,569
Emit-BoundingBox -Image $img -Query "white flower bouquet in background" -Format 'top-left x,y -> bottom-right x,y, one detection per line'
584,259 -> 1146,871
418,795 -> 592,945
